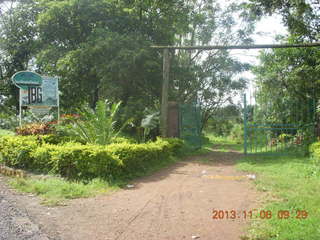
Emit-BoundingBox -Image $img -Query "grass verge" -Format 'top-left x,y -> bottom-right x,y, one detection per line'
237,153 -> 320,240
0,129 -> 14,136
5,154 -> 184,206
209,135 -> 243,152
9,177 -> 118,206
4,135 -> 218,206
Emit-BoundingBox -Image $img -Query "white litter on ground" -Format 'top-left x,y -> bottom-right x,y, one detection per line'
246,174 -> 256,180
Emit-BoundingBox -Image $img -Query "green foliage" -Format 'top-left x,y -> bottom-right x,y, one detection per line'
0,135 -> 184,180
1,0 -> 253,131
107,140 -> 169,178
0,129 -> 14,136
237,154 -> 320,240
0,135 -> 39,169
10,177 -> 116,206
206,105 -> 243,139
37,134 -> 82,145
229,123 -> 244,143
160,137 -> 185,155
309,142 -> 320,175
35,0 -> 189,109
0,1 -> 39,108
141,106 -> 160,142
0,108 -> 19,130
58,100 -> 131,145
253,38 -> 319,126
16,122 -> 55,135
110,137 -> 136,144
32,143 -> 122,180
246,0 -> 319,41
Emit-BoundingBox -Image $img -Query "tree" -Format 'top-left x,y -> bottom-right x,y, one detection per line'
35,0 -> 190,109
247,0 -> 319,126
253,36 -> 320,125
0,0 -> 255,134
0,0 -> 39,109
246,0 -> 319,41
169,0 -> 253,129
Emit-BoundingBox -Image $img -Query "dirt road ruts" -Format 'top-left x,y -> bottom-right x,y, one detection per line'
0,176 -> 57,240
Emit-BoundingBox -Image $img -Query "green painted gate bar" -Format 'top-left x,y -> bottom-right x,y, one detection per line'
243,94 -> 316,155
243,94 -> 248,154
179,103 -> 202,149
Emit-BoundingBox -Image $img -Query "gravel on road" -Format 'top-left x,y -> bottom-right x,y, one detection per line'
0,177 -> 52,240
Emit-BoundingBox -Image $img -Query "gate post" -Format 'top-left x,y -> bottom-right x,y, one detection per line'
244,94 -> 248,154
160,48 -> 170,137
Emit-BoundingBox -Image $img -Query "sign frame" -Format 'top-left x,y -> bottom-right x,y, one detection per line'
12,71 -> 60,126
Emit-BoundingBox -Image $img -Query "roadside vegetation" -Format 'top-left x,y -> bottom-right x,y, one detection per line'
200,131 -> 320,240
10,177 -> 118,206
0,100 -> 186,206
0,1 -> 319,239
0,129 -> 14,136
237,152 -> 320,240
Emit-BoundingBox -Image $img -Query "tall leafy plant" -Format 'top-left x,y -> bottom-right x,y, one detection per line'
60,100 -> 130,145
140,102 -> 160,142
141,110 -> 160,142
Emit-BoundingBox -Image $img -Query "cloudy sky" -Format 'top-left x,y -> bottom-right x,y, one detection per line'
234,15 -> 288,105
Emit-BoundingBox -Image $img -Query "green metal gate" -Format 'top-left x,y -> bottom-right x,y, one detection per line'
243,94 -> 316,155
179,103 -> 202,149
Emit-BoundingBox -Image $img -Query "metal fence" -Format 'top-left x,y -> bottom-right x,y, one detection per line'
179,103 -> 202,149
243,94 -> 316,155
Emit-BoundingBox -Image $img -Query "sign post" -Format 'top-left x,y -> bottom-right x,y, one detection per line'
12,71 -> 60,126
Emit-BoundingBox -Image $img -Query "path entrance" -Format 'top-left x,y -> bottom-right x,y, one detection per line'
0,146 -> 258,240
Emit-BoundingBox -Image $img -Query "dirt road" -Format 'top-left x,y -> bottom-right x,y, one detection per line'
0,176 -> 51,240
0,150 -> 258,240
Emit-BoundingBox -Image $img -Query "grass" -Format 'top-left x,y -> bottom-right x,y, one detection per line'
183,133 -> 243,156
209,135 -> 243,152
201,134 -> 319,239
9,177 -> 118,206
0,129 -> 14,136
3,133 -> 240,207
3,135 -> 210,206
237,153 -> 320,240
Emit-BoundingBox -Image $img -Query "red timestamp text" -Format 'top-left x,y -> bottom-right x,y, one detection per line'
212,209 -> 308,220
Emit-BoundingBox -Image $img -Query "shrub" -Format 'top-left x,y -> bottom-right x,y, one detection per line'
0,135 -> 184,180
158,137 -> 184,155
308,142 -> 320,175
0,136 -> 39,169
0,112 -> 19,130
38,134 -> 84,145
16,123 -> 54,135
58,100 -> 132,145
229,123 -> 243,143
107,140 -> 167,176
33,143 -> 122,180
309,141 -> 320,163
110,136 -> 136,144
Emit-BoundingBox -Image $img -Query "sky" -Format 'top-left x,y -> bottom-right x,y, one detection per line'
214,0 -> 288,105
233,15 -> 288,105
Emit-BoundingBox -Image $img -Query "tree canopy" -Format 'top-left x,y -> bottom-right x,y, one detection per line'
0,0 -> 253,130
247,0 -> 319,125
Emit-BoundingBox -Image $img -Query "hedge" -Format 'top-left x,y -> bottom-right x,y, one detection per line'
0,135 -> 39,170
32,143 -> 121,179
0,135 -> 184,180
309,142 -> 320,165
